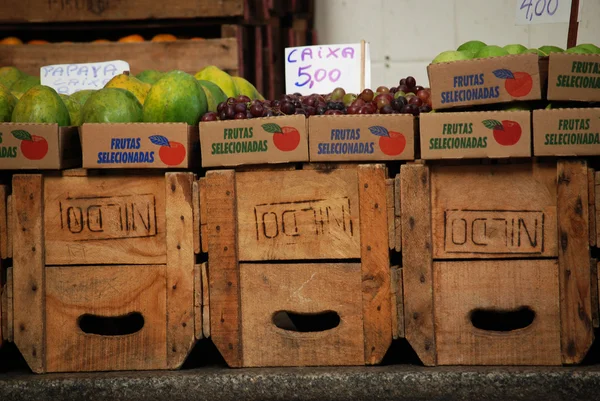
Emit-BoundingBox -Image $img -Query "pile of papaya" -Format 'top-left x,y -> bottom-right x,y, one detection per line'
0,65 -> 262,126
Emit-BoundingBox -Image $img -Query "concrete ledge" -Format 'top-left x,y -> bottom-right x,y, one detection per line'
2,366 -> 600,401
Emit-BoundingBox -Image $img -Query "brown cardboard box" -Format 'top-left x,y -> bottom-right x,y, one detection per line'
419,110 -> 531,159
533,108 -> 600,156
308,114 -> 416,162
0,123 -> 80,169
428,54 -> 546,110
547,53 -> 600,102
200,115 -> 308,167
81,123 -> 199,169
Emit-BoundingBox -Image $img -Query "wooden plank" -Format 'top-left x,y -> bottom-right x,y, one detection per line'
1,39 -> 238,76
595,172 -> 600,246
400,164 -> 435,366
6,267 -> 13,343
358,164 -> 392,364
12,174 -> 45,373
205,170 -> 242,367
199,178 -> 209,254
394,174 -> 401,253
591,260 -> 599,329
0,260 -> 3,343
202,262 -> 210,339
557,160 -> 593,364
0,185 -> 8,259
193,181 -> 201,255
44,175 -> 166,265
61,169 -> 88,177
45,265 -> 167,372
431,163 -> 557,259
240,263 -> 364,367
194,264 -> 203,340
390,267 -> 404,339
235,169 -> 360,261
6,195 -> 12,259
386,179 -> 395,251
165,173 -> 195,369
589,168 -> 596,247
0,0 -> 243,22
434,259 -> 561,365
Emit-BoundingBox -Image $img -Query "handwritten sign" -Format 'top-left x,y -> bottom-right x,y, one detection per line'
40,60 -> 130,95
285,42 -> 370,95
515,0 -> 576,25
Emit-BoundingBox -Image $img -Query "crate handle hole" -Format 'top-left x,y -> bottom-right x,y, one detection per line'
470,306 -> 535,332
78,312 -> 145,336
272,310 -> 340,333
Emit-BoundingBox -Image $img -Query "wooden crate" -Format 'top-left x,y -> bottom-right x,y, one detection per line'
8,170 -> 202,373
400,160 -> 594,366
0,0 -> 243,23
0,184 -> 9,350
199,164 -> 401,367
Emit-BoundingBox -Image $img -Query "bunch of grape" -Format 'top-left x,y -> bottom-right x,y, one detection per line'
201,95 -> 282,121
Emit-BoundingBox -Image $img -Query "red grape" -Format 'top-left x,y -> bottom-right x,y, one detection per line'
234,112 -> 246,119
234,103 -> 247,114
347,105 -> 359,114
225,105 -> 236,119
375,95 -> 391,110
358,106 -> 371,114
280,102 -> 296,115
201,112 -> 218,121
217,102 -> 226,113
250,103 -> 265,117
406,76 -> 416,88
365,102 -> 377,114
409,96 -> 423,107
352,98 -> 366,107
417,90 -> 430,102
376,86 -> 390,94
380,105 -> 394,114
226,97 -> 236,105
359,89 -> 374,102
236,95 -> 251,103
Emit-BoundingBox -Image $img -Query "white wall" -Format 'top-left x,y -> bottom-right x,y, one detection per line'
315,0 -> 600,89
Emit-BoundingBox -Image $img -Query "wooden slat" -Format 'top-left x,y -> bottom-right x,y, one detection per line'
400,164 -> 436,366
61,168 -> 88,177
386,179 -> 395,251
205,170 -> 242,367
199,178 -> 209,254
358,164 -> 392,364
0,260 -> 3,343
202,262 -> 210,339
591,260 -> 599,329
6,195 -> 12,259
0,185 -> 8,259
589,168 -> 596,247
6,267 -> 13,343
0,0 -> 243,22
165,173 -> 196,369
595,172 -> 600,246
394,174 -> 401,253
194,264 -> 203,340
557,160 -> 593,364
12,174 -> 45,373
1,39 -> 239,76
193,180 -> 201,255
390,266 -> 404,339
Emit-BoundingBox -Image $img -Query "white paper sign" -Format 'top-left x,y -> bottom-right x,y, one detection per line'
285,43 -> 370,95
515,0 -> 577,25
40,60 -> 130,95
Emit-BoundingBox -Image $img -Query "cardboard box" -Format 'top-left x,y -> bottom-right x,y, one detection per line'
81,123 -> 199,169
419,110 -> 531,159
428,54 -> 546,110
200,115 -> 308,167
0,123 -> 80,170
308,114 -> 416,162
547,53 -> 600,102
533,108 -> 600,156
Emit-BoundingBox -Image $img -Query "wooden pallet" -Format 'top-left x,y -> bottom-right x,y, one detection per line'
199,163 -> 401,367
7,169 -> 202,373
400,160 -> 594,365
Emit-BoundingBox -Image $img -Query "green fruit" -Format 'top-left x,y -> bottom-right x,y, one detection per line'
232,76 -> 264,100
503,44 -> 528,55
143,70 -> 207,125
105,73 -> 151,104
0,67 -> 24,88
59,94 -> 82,126
70,90 -> 95,106
475,45 -> 510,58
197,80 -> 228,112
11,85 -> 70,126
527,48 -> 545,56
577,43 -> 600,54
565,45 -> 594,54
136,70 -> 164,85
194,66 -> 237,98
0,85 -> 17,122
432,50 -> 472,64
82,88 -> 143,123
504,103 -> 531,111
538,45 -> 564,55
10,75 -> 40,94
457,40 -> 487,57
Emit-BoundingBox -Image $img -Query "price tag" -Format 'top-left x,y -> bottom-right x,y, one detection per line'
285,42 -> 370,95
40,60 -> 130,95
515,0 -> 577,25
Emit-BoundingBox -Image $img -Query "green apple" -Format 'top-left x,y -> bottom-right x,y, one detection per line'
503,44 -> 528,55
526,48 -> 545,56
431,50 -> 473,64
457,40 -> 487,57
576,43 -> 600,54
565,46 -> 594,54
475,45 -> 510,59
538,45 -> 564,55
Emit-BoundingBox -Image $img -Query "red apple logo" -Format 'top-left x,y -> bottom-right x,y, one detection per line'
12,130 -> 48,160
493,69 -> 533,98
262,123 -> 300,151
482,119 -> 522,146
149,135 -> 186,166
369,125 -> 406,156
